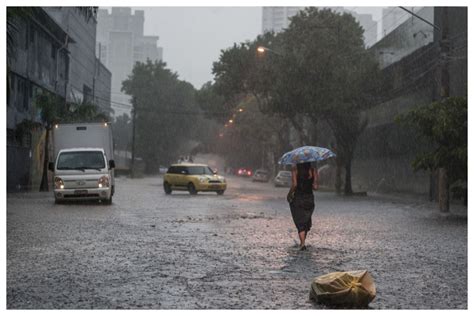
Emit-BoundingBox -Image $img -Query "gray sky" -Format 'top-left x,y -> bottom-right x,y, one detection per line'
136,7 -> 384,89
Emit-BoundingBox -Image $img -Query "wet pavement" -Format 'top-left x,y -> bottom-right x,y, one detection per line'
7,175 -> 467,309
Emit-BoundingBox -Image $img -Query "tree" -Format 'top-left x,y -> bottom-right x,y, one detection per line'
269,8 -> 380,195
396,97 -> 467,211
122,60 -> 198,173
209,32 -> 294,169
112,114 -> 132,152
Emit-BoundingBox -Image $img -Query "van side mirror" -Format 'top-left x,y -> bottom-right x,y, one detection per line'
48,162 -> 54,171
109,160 -> 115,169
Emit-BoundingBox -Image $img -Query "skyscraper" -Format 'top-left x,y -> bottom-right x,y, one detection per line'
96,7 -> 163,116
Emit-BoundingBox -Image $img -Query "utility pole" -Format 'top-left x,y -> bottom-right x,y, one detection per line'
438,7 -> 450,213
130,98 -> 137,178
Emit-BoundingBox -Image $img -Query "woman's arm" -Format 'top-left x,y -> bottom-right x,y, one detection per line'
312,167 -> 319,191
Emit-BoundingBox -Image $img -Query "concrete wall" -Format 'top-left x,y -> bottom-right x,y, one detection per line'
351,7 -> 467,196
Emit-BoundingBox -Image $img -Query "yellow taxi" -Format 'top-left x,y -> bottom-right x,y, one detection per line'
163,163 -> 227,195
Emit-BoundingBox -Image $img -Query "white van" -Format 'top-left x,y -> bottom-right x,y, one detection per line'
49,123 -> 115,204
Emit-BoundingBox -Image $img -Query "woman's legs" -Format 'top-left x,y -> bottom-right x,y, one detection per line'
298,230 -> 306,248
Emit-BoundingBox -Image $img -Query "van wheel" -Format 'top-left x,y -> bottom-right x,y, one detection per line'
188,183 -> 197,195
164,182 -> 172,194
103,196 -> 112,205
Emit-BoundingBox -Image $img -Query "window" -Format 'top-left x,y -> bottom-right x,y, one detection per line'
187,166 -> 214,175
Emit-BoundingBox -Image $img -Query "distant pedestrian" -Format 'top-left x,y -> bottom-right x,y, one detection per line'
288,162 -> 319,250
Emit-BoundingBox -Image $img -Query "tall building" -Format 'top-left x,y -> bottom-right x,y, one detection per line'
44,7 -> 112,115
262,7 -> 378,46
262,7 -> 304,33
350,12 -> 378,47
381,7 -> 421,36
96,7 -> 163,117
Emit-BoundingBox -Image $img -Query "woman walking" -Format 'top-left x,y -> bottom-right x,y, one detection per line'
289,162 -> 319,251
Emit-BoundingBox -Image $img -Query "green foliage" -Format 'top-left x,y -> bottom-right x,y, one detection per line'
396,97 -> 467,183
122,60 -> 198,172
112,114 -> 132,151
195,81 -> 230,124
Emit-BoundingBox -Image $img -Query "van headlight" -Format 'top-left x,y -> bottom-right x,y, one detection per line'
98,176 -> 109,188
54,177 -> 64,189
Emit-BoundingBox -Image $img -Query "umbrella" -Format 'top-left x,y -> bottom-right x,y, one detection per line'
278,146 -> 336,165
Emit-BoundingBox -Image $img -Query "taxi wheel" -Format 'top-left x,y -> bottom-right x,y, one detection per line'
188,183 -> 197,195
164,182 -> 172,194
216,190 -> 225,195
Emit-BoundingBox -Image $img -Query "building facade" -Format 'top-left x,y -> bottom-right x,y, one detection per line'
7,8 -> 71,191
44,7 -> 112,115
7,7 -> 112,192
96,7 -> 163,117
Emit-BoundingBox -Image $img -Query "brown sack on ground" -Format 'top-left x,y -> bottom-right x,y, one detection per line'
309,270 -> 376,308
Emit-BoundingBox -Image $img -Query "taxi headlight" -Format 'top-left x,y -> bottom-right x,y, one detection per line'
54,177 -> 64,189
199,176 -> 207,183
98,176 -> 109,188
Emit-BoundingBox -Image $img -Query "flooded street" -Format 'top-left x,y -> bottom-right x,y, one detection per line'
7,176 -> 467,309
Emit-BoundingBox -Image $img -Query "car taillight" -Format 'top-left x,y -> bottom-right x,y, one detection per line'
247,171 -> 252,176
238,170 -> 242,175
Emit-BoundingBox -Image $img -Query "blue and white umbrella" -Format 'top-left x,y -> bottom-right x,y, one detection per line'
278,146 -> 336,165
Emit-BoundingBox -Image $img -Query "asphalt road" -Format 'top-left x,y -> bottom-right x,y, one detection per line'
7,175 -> 467,309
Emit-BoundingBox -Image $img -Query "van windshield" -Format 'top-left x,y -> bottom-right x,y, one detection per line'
57,151 -> 105,170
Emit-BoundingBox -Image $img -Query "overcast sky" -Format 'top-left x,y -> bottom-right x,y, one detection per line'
133,7 -> 384,89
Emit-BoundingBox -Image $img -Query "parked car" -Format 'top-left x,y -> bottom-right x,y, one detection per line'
274,170 -> 292,187
236,167 -> 253,177
252,169 -> 270,182
163,163 -> 227,195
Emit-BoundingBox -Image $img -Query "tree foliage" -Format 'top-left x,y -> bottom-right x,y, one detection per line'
122,60 -> 198,172
112,114 -> 132,152
207,8 -> 380,193
396,97 -> 467,183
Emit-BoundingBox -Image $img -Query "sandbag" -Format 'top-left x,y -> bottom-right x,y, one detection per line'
309,270 -> 376,307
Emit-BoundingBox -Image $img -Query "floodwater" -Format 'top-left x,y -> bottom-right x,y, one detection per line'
7,175 -> 467,309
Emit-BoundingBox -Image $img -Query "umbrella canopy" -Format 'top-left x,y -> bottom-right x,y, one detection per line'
278,146 -> 336,165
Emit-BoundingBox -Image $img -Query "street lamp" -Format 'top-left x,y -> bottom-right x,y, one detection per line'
256,46 -> 282,56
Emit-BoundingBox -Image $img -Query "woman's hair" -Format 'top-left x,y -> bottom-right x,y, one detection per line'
296,162 -> 311,178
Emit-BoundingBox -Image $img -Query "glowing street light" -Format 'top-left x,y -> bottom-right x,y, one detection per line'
238,108 -> 244,112
256,46 -> 282,56
228,119 -> 233,124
